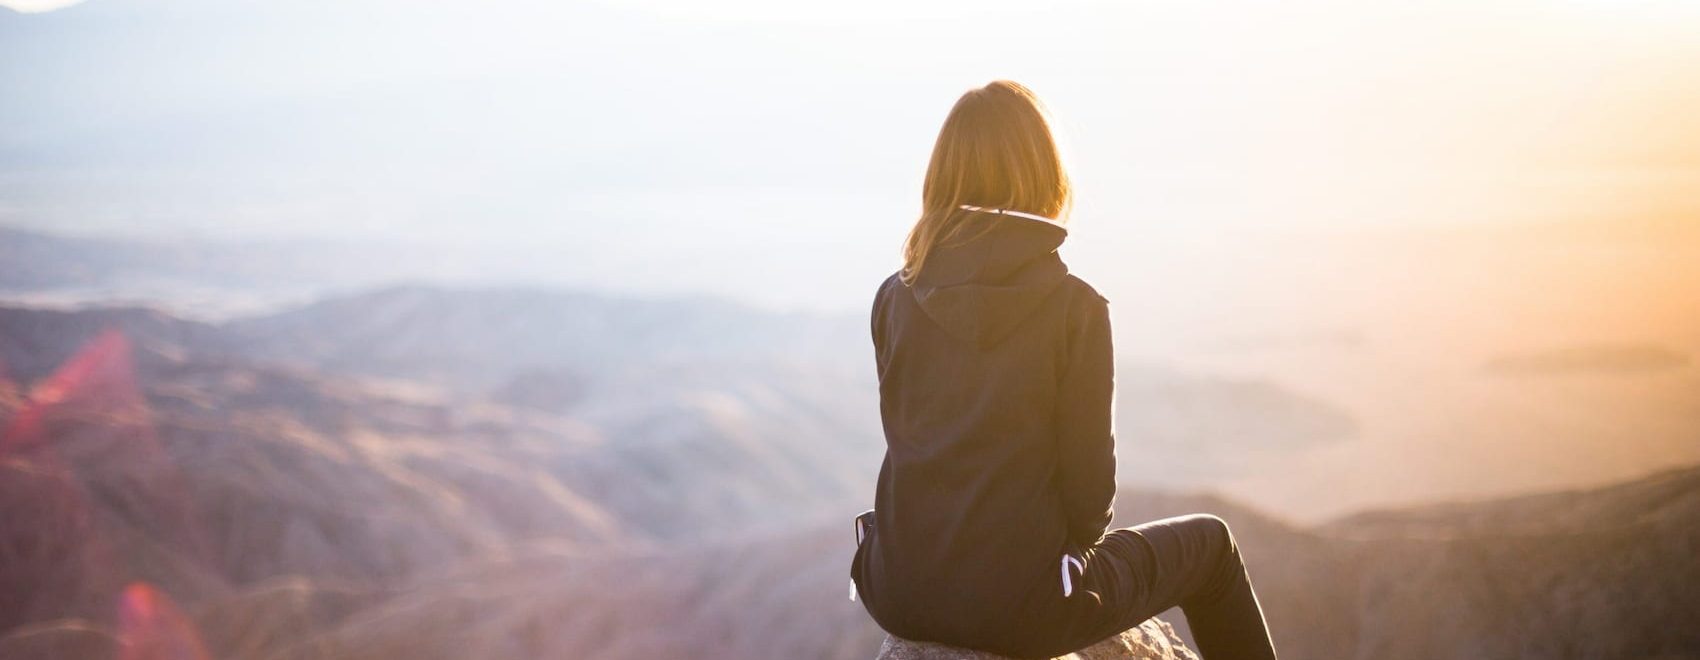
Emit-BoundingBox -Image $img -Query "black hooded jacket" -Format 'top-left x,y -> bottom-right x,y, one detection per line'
852,211 -> 1117,651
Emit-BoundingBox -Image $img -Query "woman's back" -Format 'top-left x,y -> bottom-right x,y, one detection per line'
853,210 -> 1117,647
851,80 -> 1276,660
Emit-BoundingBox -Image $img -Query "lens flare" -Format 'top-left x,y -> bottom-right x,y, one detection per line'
117,583 -> 211,660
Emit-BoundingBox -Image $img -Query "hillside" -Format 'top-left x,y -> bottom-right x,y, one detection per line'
224,284 -> 866,390
0,225 -> 463,314
3,297 -> 1698,658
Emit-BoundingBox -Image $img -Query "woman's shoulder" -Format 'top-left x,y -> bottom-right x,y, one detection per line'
1058,273 -> 1109,307
869,271 -> 905,325
877,270 -> 904,293
1055,275 -> 1111,341
872,270 -> 906,305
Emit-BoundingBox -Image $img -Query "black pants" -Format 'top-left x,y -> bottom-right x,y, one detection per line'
1008,514 -> 1278,659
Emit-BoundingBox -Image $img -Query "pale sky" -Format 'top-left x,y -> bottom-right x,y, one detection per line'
10,0 -> 1700,526
3,0 -> 1698,309
0,0 -> 83,13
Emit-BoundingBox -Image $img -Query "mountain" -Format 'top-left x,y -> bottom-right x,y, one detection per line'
0,286 -> 1353,489
1114,364 -> 1358,486
0,226 -> 452,316
224,284 -> 866,391
3,296 -> 1697,659
1303,468 -> 1700,659
1058,475 -> 1700,660
0,303 -> 234,379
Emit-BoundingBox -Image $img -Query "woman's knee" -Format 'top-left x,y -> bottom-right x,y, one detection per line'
1182,513 -> 1229,535
1182,514 -> 1239,555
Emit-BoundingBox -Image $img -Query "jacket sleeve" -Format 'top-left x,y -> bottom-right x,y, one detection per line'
1055,293 -> 1117,549
870,278 -> 888,372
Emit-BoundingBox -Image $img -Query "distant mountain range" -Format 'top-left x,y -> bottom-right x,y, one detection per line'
0,284 -> 1356,488
0,225 -> 444,309
3,296 -> 1697,658
0,224 -> 726,320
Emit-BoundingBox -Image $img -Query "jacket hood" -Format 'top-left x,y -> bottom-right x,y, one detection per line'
910,214 -> 1069,349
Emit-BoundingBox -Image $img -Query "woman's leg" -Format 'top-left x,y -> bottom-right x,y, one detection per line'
1088,514 -> 1278,660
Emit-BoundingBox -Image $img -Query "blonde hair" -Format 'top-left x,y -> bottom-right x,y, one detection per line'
900,80 -> 1072,285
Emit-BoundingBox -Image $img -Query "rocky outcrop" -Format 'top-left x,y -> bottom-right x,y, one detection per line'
874,618 -> 1198,660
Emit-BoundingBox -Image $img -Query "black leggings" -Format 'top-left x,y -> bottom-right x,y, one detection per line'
1012,514 -> 1278,660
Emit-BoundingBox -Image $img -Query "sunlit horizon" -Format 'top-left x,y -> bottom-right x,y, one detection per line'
6,0 -> 1700,511
4,4 -> 1700,658
5,1 -> 1697,261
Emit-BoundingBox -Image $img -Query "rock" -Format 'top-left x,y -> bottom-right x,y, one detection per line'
874,618 -> 1199,660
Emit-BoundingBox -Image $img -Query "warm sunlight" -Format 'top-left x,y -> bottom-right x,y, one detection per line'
0,0 -> 83,12
3,1 -> 1697,659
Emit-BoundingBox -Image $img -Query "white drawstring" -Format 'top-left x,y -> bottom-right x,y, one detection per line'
851,513 -> 871,601
1060,553 -> 1084,597
958,204 -> 1065,229
855,555 -> 1082,600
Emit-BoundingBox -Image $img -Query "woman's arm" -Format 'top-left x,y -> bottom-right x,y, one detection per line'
1054,292 -> 1116,548
871,274 -> 895,374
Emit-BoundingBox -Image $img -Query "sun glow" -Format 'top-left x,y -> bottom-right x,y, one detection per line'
0,0 -> 85,13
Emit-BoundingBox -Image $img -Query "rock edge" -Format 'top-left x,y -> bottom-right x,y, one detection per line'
875,617 -> 1199,660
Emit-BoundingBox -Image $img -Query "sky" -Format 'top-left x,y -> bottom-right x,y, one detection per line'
3,0 -> 1699,311
4,0 -> 1699,518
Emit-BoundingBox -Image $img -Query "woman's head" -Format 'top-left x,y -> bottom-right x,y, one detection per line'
902,80 -> 1072,285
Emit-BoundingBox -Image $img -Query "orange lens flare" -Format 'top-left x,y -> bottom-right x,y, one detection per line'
117,583 -> 211,660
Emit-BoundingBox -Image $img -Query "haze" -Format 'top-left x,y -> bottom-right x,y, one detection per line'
5,4 -> 1700,657
5,0 -> 1698,306
4,0 -> 1699,517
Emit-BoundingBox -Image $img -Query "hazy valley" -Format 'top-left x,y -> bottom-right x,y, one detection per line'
8,0 -> 1700,656
0,280 -> 1693,656
3,222 -> 1699,658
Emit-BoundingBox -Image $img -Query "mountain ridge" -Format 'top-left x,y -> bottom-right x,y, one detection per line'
3,294 -> 1698,658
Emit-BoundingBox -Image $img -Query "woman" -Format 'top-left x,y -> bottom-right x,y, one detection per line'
850,81 -> 1279,660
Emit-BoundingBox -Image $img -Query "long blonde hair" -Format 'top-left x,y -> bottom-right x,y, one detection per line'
900,80 -> 1072,285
